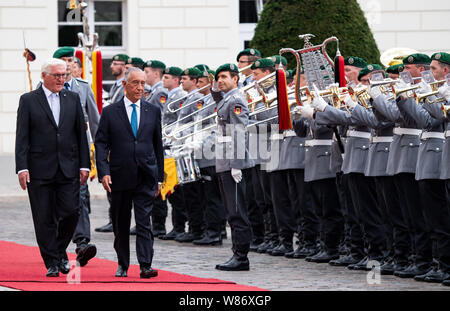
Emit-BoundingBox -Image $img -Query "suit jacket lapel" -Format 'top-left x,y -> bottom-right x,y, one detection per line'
116,100 -> 135,138
36,86 -> 58,129
137,101 -> 148,138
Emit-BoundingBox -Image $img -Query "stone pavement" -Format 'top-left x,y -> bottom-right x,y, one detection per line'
1,193 -> 449,291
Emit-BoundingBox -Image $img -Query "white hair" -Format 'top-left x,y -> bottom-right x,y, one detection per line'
124,67 -> 143,82
41,58 -> 67,74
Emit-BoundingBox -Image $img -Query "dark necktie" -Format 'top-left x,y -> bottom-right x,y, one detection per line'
64,82 -> 70,91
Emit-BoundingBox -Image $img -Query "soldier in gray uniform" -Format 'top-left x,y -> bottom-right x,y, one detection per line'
159,66 -> 189,241
394,59 -> 450,283
293,103 -> 344,263
142,60 -> 170,237
50,47 -> 99,266
96,53 -> 129,233
212,63 -> 254,271
349,95 -> 410,276
173,67 -> 206,243
312,84 -> 387,270
189,69 -> 226,246
371,64 -> 434,278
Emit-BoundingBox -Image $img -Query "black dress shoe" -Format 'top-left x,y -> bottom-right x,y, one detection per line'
348,256 -> 369,270
442,278 -> 450,286
193,235 -> 222,246
269,244 -> 293,256
175,232 -> 202,243
305,250 -> 325,262
394,264 -> 432,278
215,255 -> 249,271
76,244 -> 97,267
329,254 -> 363,267
264,240 -> 279,255
285,245 -> 303,258
95,222 -> 113,232
46,266 -> 59,277
140,266 -> 158,278
256,241 -> 271,253
423,269 -> 450,283
130,226 -> 137,236
380,261 -> 409,275
307,251 -> 339,263
294,246 -> 320,259
115,265 -> 128,277
59,258 -> 70,274
159,229 -> 183,240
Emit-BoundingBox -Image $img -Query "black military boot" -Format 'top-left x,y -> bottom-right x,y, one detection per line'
329,254 -> 364,267
215,251 -> 249,271
270,243 -> 293,256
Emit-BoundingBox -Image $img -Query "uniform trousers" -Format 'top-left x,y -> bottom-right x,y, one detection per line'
167,185 -> 187,233
72,182 -> 91,246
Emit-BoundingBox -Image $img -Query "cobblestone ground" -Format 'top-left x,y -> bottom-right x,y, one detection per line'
1,195 -> 449,291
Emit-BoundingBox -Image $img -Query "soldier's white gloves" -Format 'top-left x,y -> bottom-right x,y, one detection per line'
294,105 -> 315,119
418,81 -> 432,94
438,84 -> 450,102
368,85 -> 382,100
344,94 -> 357,109
310,84 -> 328,112
231,168 -> 243,183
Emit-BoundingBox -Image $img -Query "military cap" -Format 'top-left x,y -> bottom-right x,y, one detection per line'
269,55 -> 288,66
199,69 -> 216,78
358,64 -> 383,81
127,57 -> 145,67
431,52 -> 450,65
236,48 -> 262,61
163,66 -> 183,77
194,64 -> 210,71
285,69 -> 293,79
182,67 -> 202,78
74,57 -> 82,66
386,63 -> 404,74
402,53 -> 431,65
215,63 -> 239,80
251,58 -> 275,70
53,46 -> 74,58
143,59 -> 166,70
344,56 -> 367,68
112,53 -> 129,63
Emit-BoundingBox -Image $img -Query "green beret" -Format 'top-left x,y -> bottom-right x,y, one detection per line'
251,58 -> 275,70
215,63 -> 239,80
53,46 -> 74,59
402,53 -> 431,65
199,69 -> 216,78
236,48 -> 262,61
182,67 -> 202,78
358,64 -> 383,81
143,59 -> 166,70
386,63 -> 404,74
127,57 -> 145,67
194,64 -> 210,71
74,57 -> 82,66
163,66 -> 183,77
269,55 -> 288,66
112,54 -> 129,63
285,70 -> 293,79
431,52 -> 450,66
344,56 -> 367,68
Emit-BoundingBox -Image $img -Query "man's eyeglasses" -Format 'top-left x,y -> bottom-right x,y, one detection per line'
47,73 -> 68,79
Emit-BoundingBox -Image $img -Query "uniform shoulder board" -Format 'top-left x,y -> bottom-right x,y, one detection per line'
75,77 -> 89,84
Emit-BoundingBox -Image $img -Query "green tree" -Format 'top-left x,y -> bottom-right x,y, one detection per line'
250,0 -> 380,68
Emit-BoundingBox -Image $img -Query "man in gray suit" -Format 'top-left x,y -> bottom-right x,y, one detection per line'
213,63 -> 254,271
48,47 -> 100,267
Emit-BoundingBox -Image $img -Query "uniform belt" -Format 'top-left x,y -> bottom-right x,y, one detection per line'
393,127 -> 422,136
446,130 -> 450,138
270,133 -> 284,140
216,136 -> 232,143
346,130 -> 371,139
305,139 -> 333,147
420,132 -> 445,140
370,136 -> 393,143
284,130 -> 297,137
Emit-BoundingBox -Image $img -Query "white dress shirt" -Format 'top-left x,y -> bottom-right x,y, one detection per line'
124,96 -> 141,129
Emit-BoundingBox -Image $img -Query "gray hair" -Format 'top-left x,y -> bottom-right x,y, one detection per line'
124,67 -> 144,82
41,58 -> 67,74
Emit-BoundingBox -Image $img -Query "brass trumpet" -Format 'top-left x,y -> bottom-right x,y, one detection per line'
388,84 -> 420,100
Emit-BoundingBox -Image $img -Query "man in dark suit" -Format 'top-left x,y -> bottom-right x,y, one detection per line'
15,58 -> 90,277
95,67 -> 164,278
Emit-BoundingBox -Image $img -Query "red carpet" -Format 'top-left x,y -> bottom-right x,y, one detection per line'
0,241 -> 266,291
